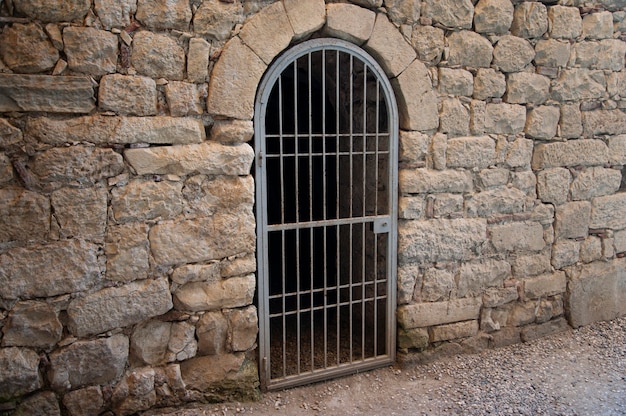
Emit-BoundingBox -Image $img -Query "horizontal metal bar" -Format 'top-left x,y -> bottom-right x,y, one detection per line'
267,214 -> 391,231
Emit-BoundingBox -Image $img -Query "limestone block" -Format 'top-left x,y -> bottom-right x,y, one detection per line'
572,41 -> 601,68
458,259 -> 511,298
490,221 -> 545,253
125,142 -> 253,176
324,3 -> 375,45
15,391 -> 61,416
421,0 -> 474,29
501,137 -> 533,169
446,136 -> 495,169
136,0 -> 192,31
430,320 -> 478,342
560,104 -> 583,139
608,72 -> 626,98
67,278 -> 173,337
439,98 -> 470,137
566,258 -> 626,327
0,23 -> 59,73
48,335 -> 129,391
505,72 -> 550,105
477,168 -> 509,189
165,81 -> 205,116
397,297 -> 482,329
182,175 -> 253,218
227,305 -> 258,352
595,39 -> 626,71
350,0 -> 383,7
524,271 -> 566,299
525,105 -> 559,140
548,6 -> 582,39
598,0 -> 626,10
94,0 -> 136,29
99,75 -> 157,116
32,146 -> 124,186
0,240 -> 102,300
484,103 -> 526,134
582,109 -> 626,137
171,263 -> 220,286
0,188 -> 49,243
193,0 -> 243,40
473,0 -> 513,34
2,301 -> 62,348
507,301 -> 536,326
131,31 -> 185,81
431,132 -> 447,169
27,116 -> 205,146
0,74 -> 95,113
615,230 -> 626,253
421,267 -> 455,302
0,153 -> 12,185
483,287 -> 518,308
221,254 -> 256,278
0,347 -> 41,399
382,0 -> 419,25
131,320 -> 197,366
397,327 -> 429,350
609,135 -> 626,165
555,201 -> 591,240
511,2 -> 548,39
532,140 -> 609,170
493,35 -> 535,73
582,11 -> 614,40
51,187 -> 107,242
473,68 -> 505,100
187,37 -> 211,83
150,209 -> 256,266
106,223 -> 150,283
197,311 -> 229,355
511,253 -> 551,278
180,353 -> 247,391
399,169 -> 473,194
13,0 -> 91,22
511,171 -> 537,195
239,2 -> 293,65
411,25 -> 444,64
365,14 -> 415,78
491,326 -> 521,347
447,30 -> 494,68
465,187 -> 526,217
397,264 -> 420,304
590,193 -> 626,230
552,239 -> 580,269
433,193 -> 464,218
534,39 -> 570,68
393,60 -> 439,131
521,317 -> 569,342
398,195 -> 425,220
207,37 -> 266,120
551,69 -> 606,102
210,120 -> 254,144
471,100 -> 485,133
570,167 -> 621,201
63,27 -> 117,76
173,275 -> 255,312
580,236 -> 603,263
399,130 -> 429,165
284,0 -> 325,40
438,68 -> 473,96
398,219 -> 487,263
536,168 -> 570,205
0,118 -> 23,146
111,368 -> 157,416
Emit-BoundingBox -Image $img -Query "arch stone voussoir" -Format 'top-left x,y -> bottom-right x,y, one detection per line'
284,0 -> 326,41
238,2 -> 294,65
364,13 -> 417,78
393,60 -> 439,132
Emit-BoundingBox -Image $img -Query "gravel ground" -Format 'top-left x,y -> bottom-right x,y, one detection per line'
149,317 -> 626,416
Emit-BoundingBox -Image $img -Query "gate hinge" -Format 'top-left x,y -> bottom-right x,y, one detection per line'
257,151 -> 263,167
372,218 -> 390,234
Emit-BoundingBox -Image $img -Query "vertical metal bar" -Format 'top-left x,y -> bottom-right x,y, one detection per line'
335,50 -> 341,365
373,78 -> 380,357
293,61 -> 301,375
308,52 -> 315,371
322,49 -> 328,369
361,65 -> 367,361
348,54 -> 354,364
278,74 -> 287,376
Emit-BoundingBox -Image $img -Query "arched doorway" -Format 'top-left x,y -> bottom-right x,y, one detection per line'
254,38 -> 398,390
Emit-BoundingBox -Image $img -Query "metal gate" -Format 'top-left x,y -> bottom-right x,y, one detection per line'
254,39 -> 398,391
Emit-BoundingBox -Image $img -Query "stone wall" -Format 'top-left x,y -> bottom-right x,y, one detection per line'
0,0 -> 625,414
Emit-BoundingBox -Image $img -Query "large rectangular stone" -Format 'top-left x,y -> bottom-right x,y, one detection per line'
0,188 -> 50,243
398,297 -> 482,329
524,271 -> 566,299
531,139 -> 609,169
490,221 -> 545,253
446,136 -> 496,169
0,74 -> 95,113
590,193 -> 626,230
430,320 -> 479,342
582,109 -> 626,136
399,169 -> 473,194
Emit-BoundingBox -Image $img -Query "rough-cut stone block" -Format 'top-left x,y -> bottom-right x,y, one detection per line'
207,37 -> 266,120
399,131 -> 430,165
99,74 -> 157,116
447,30 -> 493,68
0,240 -> 101,300
524,272 -> 566,299
15,391 -> 60,416
501,137 -> 533,169
458,259 -> 511,298
0,188 -> 49,243
399,169 -> 473,194
94,0 -> 136,29
51,187 -> 107,242
132,31 -> 185,81
0,23 -> 59,74
398,297 -> 482,329
430,320 -> 479,342
171,263 -> 221,286
0,347 -> 42,399
210,120 -> 254,144
183,175 -> 254,218
491,222 -> 545,253
552,69 -> 606,102
125,142 -> 253,176
111,368 -> 158,415
439,98 -> 470,137
473,68 -> 505,100
393,60 -> 439,131
193,0 -> 242,40
446,136 -> 495,169
534,39 -> 570,68
2,301 -> 62,348
239,2 -> 293,65
0,118 -> 22,146
483,287 -> 519,308
580,236 -> 603,263
484,103 -> 526,134
438,68 -> 473,96
477,168 -> 509,189
595,39 -> 626,72
609,135 -> 626,165
63,386 -> 104,416
136,0 -> 191,31
197,311 -> 229,355
14,0 -> 90,22
67,278 -> 173,337
131,320 -> 197,366
0,153 -> 13,185
48,335 -> 128,391
608,72 -> 626,98
398,327 -> 429,350
471,100 -> 486,135
398,219 -> 487,263
560,104 -> 583,139
398,196 -> 425,220
548,5 -> 582,39
582,110 -> 626,137
473,0 -> 513,34
324,3 -> 375,45
615,230 -> 626,254
106,223 -> 150,283
180,353 -> 246,390
552,239 -> 580,269
187,37 -> 211,83
590,193 -> 626,230
284,0 -> 325,40
365,14 -> 415,78
555,202 -> 591,240
581,11 -> 613,40
411,25 -> 444,64
571,167 -> 621,201
422,0 -> 474,29
0,74 -> 94,113
493,35 -> 534,73
421,267 -> 455,302
511,253 -> 551,278
506,72 -> 550,105
465,187 -> 526,217
536,168 -> 570,205
511,2 -> 547,38
150,209 -> 256,266
63,27 -> 117,76
532,140 -> 609,169
525,105 -> 559,140
433,194 -> 464,218
521,317 -> 569,342
165,81 -> 205,117
566,259 -> 626,327
111,179 -> 182,223
228,305 -> 259,352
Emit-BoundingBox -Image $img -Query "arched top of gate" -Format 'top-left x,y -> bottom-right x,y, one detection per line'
206,0 -> 439,132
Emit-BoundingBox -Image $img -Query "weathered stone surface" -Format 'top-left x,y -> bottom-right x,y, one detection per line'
431,320 -> 478,342
473,68 -> 505,100
393,60 -> 439,131
324,3 -> 375,45
48,335 -> 128,391
555,202 -> 591,240
197,311 -> 229,355
438,68 -> 473,96
94,0 -> 136,29
511,253 -> 551,278
582,110 -> 626,137
14,391 -> 61,416
0,23 -> 59,74
283,0 -> 325,40
384,0 -> 421,24
171,263 -> 220,286
210,120 -> 254,144
572,42 -> 600,69
490,222 -> 545,252
458,259 -> 511,298
180,353 -> 250,391
524,272 -> 566,299
581,236 -> 603,263
2,301 -> 62,348
500,137 -> 533,169
13,0 -> 91,22
581,11 -> 613,40
398,297 -> 482,328
0,118 -> 23,146
470,99 -> 486,136
63,27 -> 117,76
399,169 -> 473,194
99,75 -> 157,116
227,306 -> 258,352
207,37 -> 266,120
506,72 -> 550,105
0,74 -> 95,113
511,2 -> 547,38
67,278 -> 173,337
399,131 -> 429,165
398,327 -> 429,350
112,179 -> 182,223
594,40 -> 626,72
131,320 -> 197,366
173,275 -> 255,312
609,135 -> 626,165
473,0 -> 513,34
465,187 -> 526,217
132,31 -> 185,81
0,347 -> 41,399
239,2 -> 293,65
521,317 -> 569,342
439,98 -> 470,137
183,175 -> 253,218
421,267 -> 455,302
193,0 -> 243,40
27,116 -> 205,145
422,0 -> 474,29
447,30 -> 494,68
525,105 -> 559,140
477,168 -> 509,189
446,136 -> 495,169
0,240 -> 101,300
187,38 -> 211,83
536,168 -> 570,205
590,193 -> 626,230
32,146 -> 124,186
534,39 -> 570,68
165,81 -> 205,116
398,196 -> 425,220
398,219 -> 486,263
548,5 -> 582,39
511,171 -> 537,195
483,286 -> 519,308
51,187 -> 107,242
0,153 -> 12,185
532,140 -> 609,169
125,142 -> 253,176
608,72 -> 626,98
411,25 -> 444,64
106,223 -> 149,283
484,103 -> 526,134
0,188 -> 49,243
507,301 -> 537,326
365,14 -> 416,77
552,239 -> 580,269
552,69 -> 606,102
432,194 -> 464,217
136,0 -> 191,31
560,104 -> 583,139
615,230 -> 626,254
112,368 -> 157,416
493,35 -> 534,73
221,254 -> 256,279
566,259 -> 626,327
571,167 -> 621,201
